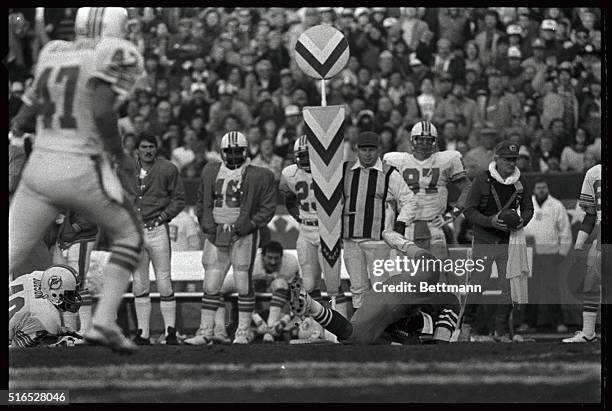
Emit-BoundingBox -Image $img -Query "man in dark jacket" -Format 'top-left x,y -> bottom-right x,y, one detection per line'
124,133 -> 186,346
459,141 -> 534,342
186,131 -> 276,345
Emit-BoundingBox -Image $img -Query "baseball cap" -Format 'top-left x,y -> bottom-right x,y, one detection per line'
280,68 -> 292,78
541,19 -> 558,31
532,38 -> 545,48
495,140 -> 520,159
584,43 -> 596,54
558,61 -> 573,74
506,24 -> 522,36
317,7 -> 332,13
372,7 -> 386,14
519,145 -> 530,158
508,46 -> 522,59
380,50 -> 393,59
357,109 -> 375,122
481,122 -> 498,136
340,8 -> 354,17
284,105 -> 300,117
383,17 -> 398,29
517,7 -> 530,16
357,131 -> 381,148
354,7 -> 370,18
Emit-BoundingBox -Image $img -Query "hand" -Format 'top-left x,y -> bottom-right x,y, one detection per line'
431,215 -> 447,229
511,217 -> 524,231
490,212 -> 509,232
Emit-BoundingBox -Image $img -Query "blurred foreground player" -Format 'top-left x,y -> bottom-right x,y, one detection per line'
563,164 -> 601,343
10,265 -> 83,348
9,7 -> 145,353
289,229 -> 460,345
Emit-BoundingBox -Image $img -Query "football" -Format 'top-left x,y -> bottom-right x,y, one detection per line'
498,209 -> 521,229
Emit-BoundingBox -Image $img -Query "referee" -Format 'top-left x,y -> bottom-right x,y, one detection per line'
342,131 -> 416,310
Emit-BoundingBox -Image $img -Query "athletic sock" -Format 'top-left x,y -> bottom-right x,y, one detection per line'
582,311 -> 598,336
160,294 -> 176,331
268,289 -> 289,327
92,262 -> 133,328
214,297 -> 226,331
78,288 -> 93,331
200,293 -> 219,331
311,305 -> 353,340
433,308 -> 459,342
134,295 -> 152,338
237,295 -> 255,330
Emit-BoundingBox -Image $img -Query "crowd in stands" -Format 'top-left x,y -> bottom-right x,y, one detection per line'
9,7 -> 601,180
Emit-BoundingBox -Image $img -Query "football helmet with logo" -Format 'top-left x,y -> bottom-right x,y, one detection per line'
293,135 -> 311,172
220,131 -> 249,169
410,121 -> 438,157
40,265 -> 82,313
75,7 -> 129,40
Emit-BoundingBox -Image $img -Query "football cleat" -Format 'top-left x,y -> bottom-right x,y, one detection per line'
232,327 -> 252,344
212,326 -> 231,345
562,331 -> 598,343
133,329 -> 151,346
262,331 -> 275,343
165,327 -> 180,345
184,327 -> 213,346
84,323 -> 138,354
288,277 -> 309,320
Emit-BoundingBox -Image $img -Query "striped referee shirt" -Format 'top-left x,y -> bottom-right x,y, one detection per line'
343,158 -> 415,240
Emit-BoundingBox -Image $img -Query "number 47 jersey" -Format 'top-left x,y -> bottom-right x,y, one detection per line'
383,150 -> 466,221
24,37 -> 144,156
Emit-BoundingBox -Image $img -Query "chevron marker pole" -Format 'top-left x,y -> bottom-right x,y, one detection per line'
295,25 -> 349,316
302,106 -> 344,303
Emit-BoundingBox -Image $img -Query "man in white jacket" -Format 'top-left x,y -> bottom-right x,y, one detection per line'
521,179 -> 572,333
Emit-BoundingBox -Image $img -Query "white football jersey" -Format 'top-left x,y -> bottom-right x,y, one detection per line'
384,150 -> 466,221
9,272 -> 62,348
579,164 -> 602,224
213,164 -> 246,224
25,37 -> 144,155
251,250 -> 300,282
279,164 -> 318,222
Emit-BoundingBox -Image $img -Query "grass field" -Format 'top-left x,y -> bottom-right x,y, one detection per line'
9,342 -> 601,403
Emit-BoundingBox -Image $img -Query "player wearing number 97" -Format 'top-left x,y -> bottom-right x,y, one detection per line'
9,265 -> 82,348
279,136 -> 349,322
9,7 -> 145,353
383,121 -> 471,260
187,131 -> 276,345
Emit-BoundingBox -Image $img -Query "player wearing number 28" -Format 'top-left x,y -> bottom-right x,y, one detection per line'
188,131 -> 277,345
9,7 -> 144,353
383,121 -> 472,260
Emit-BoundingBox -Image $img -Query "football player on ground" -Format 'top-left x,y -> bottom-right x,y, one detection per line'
186,131 -> 277,345
383,121 -> 471,260
279,136 -> 349,318
289,227 -> 460,345
563,164 -> 602,343
10,7 -> 145,353
9,265 -> 83,348
212,241 -> 300,343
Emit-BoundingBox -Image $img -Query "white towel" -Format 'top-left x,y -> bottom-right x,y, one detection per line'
506,229 -> 530,304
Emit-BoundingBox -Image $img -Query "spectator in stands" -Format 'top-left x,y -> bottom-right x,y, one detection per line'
521,38 -> 547,72
560,128 -> 590,172
438,8 -> 470,49
532,134 -> 560,173
207,83 -> 252,138
400,7 -> 429,51
579,78 -> 601,143
123,133 -> 139,159
474,10 -> 503,66
118,100 -> 140,137
433,79 -> 479,141
416,76 -> 437,122
172,128 -> 197,172
275,105 -> 303,159
9,81 -> 24,121
464,126 -> 497,179
251,138 -> 284,181
521,179 -> 571,333
148,100 -> 175,140
478,69 -> 521,134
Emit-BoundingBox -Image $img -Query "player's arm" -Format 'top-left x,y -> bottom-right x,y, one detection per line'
516,176 -> 534,229
278,171 -> 300,222
160,166 -> 186,223
575,212 -> 596,250
388,168 -> 416,226
197,163 -> 218,237
575,171 -> 598,250
92,79 -> 123,157
235,168 -> 277,236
